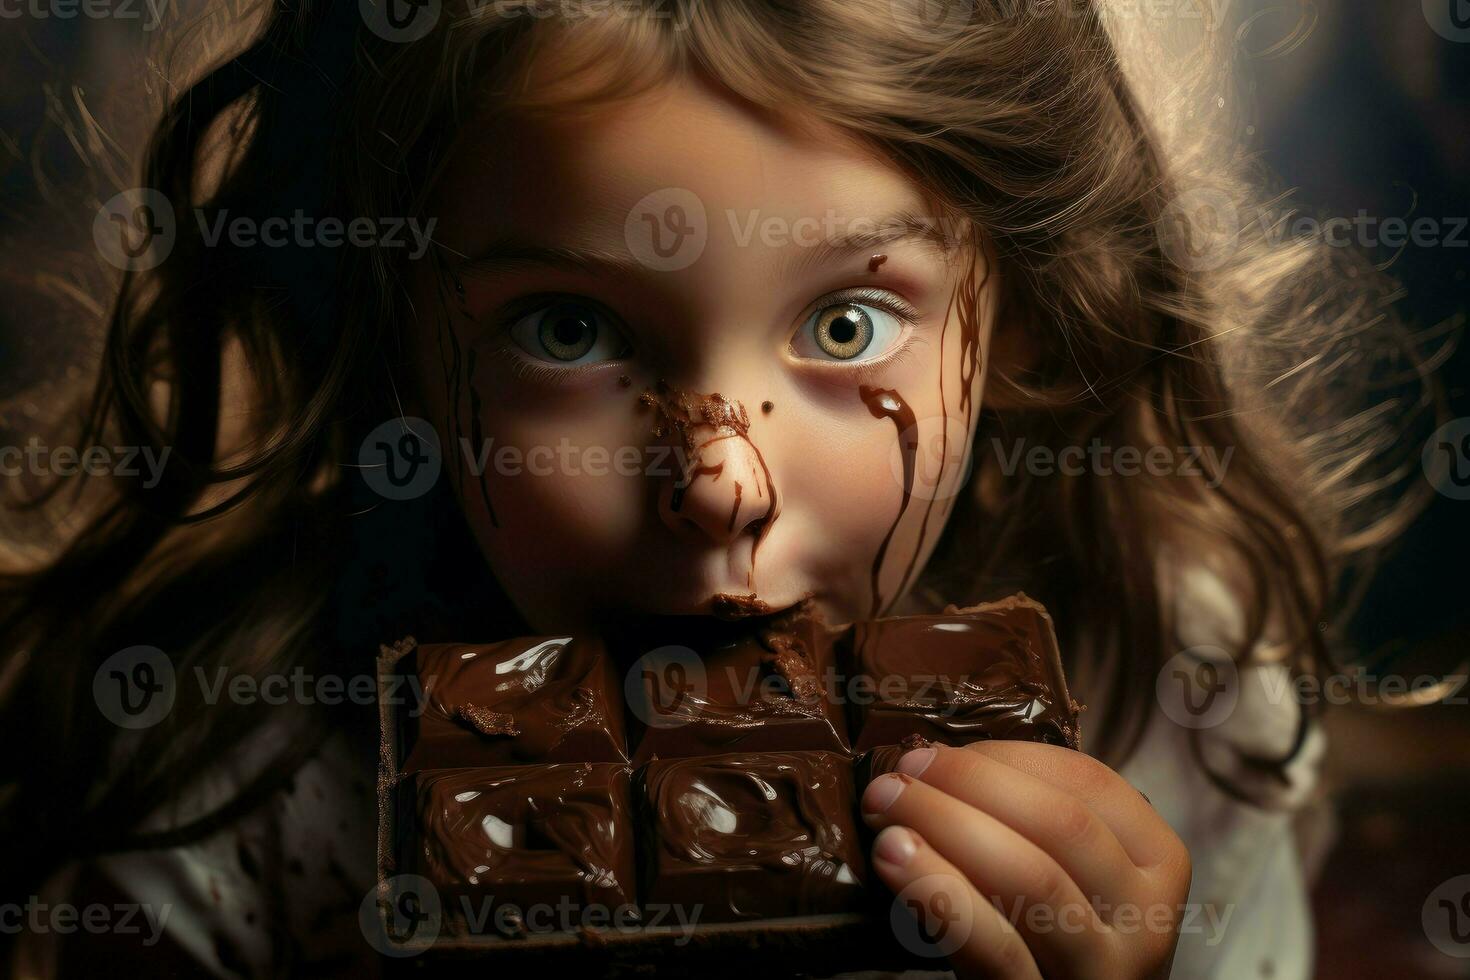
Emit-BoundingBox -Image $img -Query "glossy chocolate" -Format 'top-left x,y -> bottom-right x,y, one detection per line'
401,763 -> 638,936
637,751 -> 866,923
846,593 -> 1081,751
621,602 -> 849,764
401,636 -> 628,771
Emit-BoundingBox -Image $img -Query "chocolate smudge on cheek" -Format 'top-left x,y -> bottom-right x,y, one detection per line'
638,380 -> 782,588
859,385 -> 919,618
761,400 -> 774,414
868,253 -> 888,273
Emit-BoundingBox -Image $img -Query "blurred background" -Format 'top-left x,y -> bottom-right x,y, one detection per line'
0,1 -> 1466,977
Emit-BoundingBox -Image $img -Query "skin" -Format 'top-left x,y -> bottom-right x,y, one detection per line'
407,73 -> 1188,978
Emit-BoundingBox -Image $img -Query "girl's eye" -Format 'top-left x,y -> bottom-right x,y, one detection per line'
507,299 -> 629,365
790,290 -> 915,363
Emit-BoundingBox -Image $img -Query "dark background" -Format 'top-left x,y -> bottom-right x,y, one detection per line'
1,2 -> 1466,977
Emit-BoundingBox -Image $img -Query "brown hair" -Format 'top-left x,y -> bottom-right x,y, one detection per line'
0,0 -> 1438,906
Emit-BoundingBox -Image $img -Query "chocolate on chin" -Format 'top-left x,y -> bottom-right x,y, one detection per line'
620,600 -> 849,764
638,751 -> 866,923
401,763 -> 638,936
846,592 -> 1082,752
401,635 -> 628,772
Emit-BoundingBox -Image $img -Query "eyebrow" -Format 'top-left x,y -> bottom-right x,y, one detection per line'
782,210 -> 969,278
443,209 -> 969,283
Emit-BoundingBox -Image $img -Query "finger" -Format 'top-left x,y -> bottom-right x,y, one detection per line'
863,773 -> 1113,978
964,741 -> 1186,877
891,741 -> 1142,902
870,824 -> 1043,980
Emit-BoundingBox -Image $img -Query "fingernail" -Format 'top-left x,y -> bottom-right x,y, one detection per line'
897,746 -> 936,778
873,826 -> 917,868
863,773 -> 909,815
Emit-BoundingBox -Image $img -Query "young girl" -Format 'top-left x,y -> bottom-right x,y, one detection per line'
2,0 -> 1430,976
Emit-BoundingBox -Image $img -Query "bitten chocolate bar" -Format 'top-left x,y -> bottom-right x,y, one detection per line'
400,636 -> 628,771
619,604 -> 849,764
636,750 -> 866,923
843,593 -> 1081,752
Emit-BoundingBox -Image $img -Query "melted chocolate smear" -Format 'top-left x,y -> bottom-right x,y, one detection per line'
639,380 -> 782,588
761,400 -> 774,413
670,459 -> 724,514
888,262 -> 991,608
860,385 -> 918,618
729,481 -> 743,533
457,703 -> 520,737
868,253 -> 888,273
710,591 -> 774,619
466,348 -> 500,527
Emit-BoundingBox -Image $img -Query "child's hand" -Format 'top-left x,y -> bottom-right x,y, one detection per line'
861,741 -> 1191,979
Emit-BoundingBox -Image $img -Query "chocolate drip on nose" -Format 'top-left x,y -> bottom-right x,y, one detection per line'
638,380 -> 781,587
860,385 -> 918,618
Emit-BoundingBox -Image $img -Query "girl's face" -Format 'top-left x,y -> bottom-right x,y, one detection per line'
409,74 -> 998,633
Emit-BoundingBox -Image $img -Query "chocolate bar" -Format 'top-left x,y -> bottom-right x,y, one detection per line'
636,751 -> 866,923
401,636 -> 628,771
619,604 -> 849,764
844,593 -> 1081,752
400,763 -> 638,936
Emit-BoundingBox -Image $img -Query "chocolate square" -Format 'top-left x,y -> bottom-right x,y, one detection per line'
637,751 -> 866,923
400,636 -> 627,771
400,763 -> 638,936
845,593 -> 1081,752
622,605 -> 850,764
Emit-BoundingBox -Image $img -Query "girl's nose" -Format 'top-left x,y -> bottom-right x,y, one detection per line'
658,426 -> 773,545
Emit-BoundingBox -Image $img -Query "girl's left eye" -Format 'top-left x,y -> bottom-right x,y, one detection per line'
789,290 -> 915,363
507,298 -> 630,365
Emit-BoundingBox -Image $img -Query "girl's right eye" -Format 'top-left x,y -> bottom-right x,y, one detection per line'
506,298 -> 630,366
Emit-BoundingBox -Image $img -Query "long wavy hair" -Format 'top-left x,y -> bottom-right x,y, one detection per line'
0,0 -> 1439,909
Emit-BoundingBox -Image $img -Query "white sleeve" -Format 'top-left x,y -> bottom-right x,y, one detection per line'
1118,566 -> 1329,980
